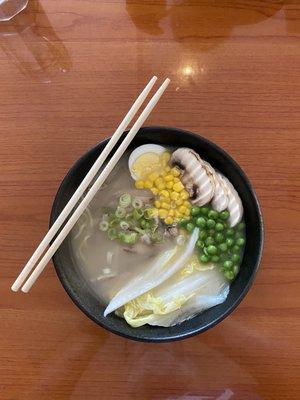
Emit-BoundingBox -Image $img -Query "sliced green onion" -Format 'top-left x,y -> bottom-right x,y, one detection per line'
144,208 -> 157,220
107,228 -> 117,240
120,221 -> 130,230
133,208 -> 143,220
132,198 -> 143,209
108,218 -> 117,227
134,227 -> 146,234
115,207 -> 126,218
151,231 -> 163,243
99,220 -> 109,231
139,219 -> 148,229
150,223 -> 158,233
123,232 -> 138,245
119,193 -> 131,208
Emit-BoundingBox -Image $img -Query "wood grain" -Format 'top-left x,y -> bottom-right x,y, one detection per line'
0,1 -> 300,399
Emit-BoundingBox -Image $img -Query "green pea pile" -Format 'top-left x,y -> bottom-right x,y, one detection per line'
179,206 -> 246,281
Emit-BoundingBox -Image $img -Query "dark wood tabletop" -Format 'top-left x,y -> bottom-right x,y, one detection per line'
1,1 -> 300,399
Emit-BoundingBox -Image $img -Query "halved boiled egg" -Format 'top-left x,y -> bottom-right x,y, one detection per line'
128,144 -> 166,180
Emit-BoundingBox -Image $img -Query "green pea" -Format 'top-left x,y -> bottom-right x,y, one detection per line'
233,265 -> 239,275
196,217 -> 206,228
236,237 -> 245,247
199,254 -> 210,264
232,245 -> 240,253
226,238 -> 234,247
196,240 -> 204,248
237,222 -> 245,231
220,210 -> 230,220
179,218 -> 189,228
231,253 -> 241,263
198,230 -> 207,240
215,233 -> 225,243
211,255 -> 220,263
223,221 -> 229,229
208,229 -> 215,236
208,210 -> 219,220
224,270 -> 235,280
223,260 -> 233,269
215,222 -> 224,232
191,207 -> 201,217
203,247 -> 209,256
235,231 -> 243,239
205,236 -> 214,246
226,228 -> 234,236
207,245 -> 218,255
219,243 -> 228,252
200,207 -> 209,216
186,222 -> 195,233
206,219 -> 216,229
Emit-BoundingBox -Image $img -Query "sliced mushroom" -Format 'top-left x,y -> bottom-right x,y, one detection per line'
211,172 -> 229,212
221,176 -> 243,227
170,148 -> 215,206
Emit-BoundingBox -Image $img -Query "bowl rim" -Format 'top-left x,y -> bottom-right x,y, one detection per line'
50,126 -> 264,342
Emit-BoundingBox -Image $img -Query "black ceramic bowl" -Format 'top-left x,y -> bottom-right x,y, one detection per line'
50,126 -> 263,342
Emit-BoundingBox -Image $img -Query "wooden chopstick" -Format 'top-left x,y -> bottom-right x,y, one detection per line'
19,77 -> 170,293
11,76 -> 158,292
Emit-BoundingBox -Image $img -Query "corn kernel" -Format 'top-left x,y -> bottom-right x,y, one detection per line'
148,171 -> 159,182
151,187 -> 159,195
164,174 -> 173,182
173,177 -> 180,183
179,205 -> 187,214
174,209 -> 181,218
158,209 -> 168,219
168,209 -> 175,217
170,201 -> 176,209
154,178 -> 164,187
185,209 -> 191,217
171,167 -> 181,177
159,197 -> 169,204
175,198 -> 183,206
173,182 -> 185,192
180,190 -> 190,200
170,191 -> 179,201
144,180 -> 153,189
183,200 -> 191,208
165,216 -> 174,225
161,202 -> 171,210
157,183 -> 165,190
165,166 -> 171,172
154,200 -> 161,208
135,180 -> 144,189
166,182 -> 173,190
160,190 -> 169,198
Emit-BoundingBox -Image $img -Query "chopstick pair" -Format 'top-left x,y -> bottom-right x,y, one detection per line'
12,76 -> 170,293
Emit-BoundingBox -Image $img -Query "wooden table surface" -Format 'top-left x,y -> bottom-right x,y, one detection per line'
1,1 -> 300,399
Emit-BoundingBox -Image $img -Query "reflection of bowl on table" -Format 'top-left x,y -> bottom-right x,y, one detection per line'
51,126 -> 263,342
